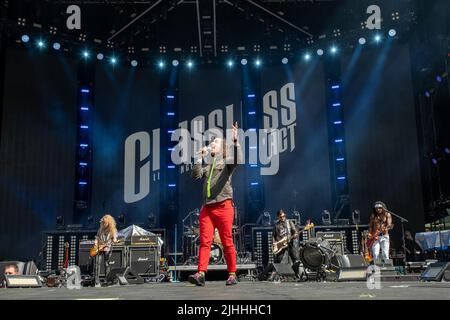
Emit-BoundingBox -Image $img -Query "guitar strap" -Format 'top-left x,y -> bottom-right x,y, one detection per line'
286,220 -> 291,239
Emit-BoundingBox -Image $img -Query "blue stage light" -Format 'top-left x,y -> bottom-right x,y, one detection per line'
317,49 -> 324,56
255,59 -> 261,66
281,57 -> 288,64
131,60 -> 138,67
172,60 -> 179,67
241,58 -> 248,65
110,57 -> 117,65
425,91 -> 431,98
227,60 -> 234,67
304,53 -> 311,61
187,60 -> 193,68
83,51 -> 89,58
444,147 -> 450,155
158,61 -> 165,68
250,182 -> 259,186
97,53 -> 104,60
358,37 -> 366,45
375,34 -> 382,42
53,42 -> 61,50
436,75 -> 442,82
21,35 -> 30,43
388,29 -> 397,37
37,40 -> 45,48
330,46 -> 338,54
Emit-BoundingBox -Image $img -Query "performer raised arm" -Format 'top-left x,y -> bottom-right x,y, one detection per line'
188,122 -> 242,286
368,201 -> 394,263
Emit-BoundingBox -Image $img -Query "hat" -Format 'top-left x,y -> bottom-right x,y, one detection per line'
374,201 -> 387,210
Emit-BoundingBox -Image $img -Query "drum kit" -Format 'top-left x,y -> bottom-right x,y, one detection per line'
182,209 -> 241,265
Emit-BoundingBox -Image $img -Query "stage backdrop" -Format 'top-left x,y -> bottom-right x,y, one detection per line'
91,64 -> 161,226
0,48 -> 77,260
261,61 -> 332,223
342,43 -> 425,235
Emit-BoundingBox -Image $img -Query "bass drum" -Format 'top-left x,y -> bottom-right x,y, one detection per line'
299,239 -> 335,270
209,243 -> 224,264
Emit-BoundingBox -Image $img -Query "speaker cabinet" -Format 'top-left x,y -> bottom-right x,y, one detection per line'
129,246 -> 159,276
421,262 -> 450,282
99,246 -> 126,276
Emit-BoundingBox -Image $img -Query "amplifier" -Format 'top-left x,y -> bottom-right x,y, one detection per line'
129,246 -> 159,276
252,227 -> 274,268
128,235 -> 159,246
99,246 -> 126,276
316,231 -> 345,255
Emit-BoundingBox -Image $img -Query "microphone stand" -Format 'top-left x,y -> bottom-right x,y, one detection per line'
388,211 -> 408,268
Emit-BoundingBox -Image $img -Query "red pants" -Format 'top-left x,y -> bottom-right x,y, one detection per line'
198,199 -> 236,273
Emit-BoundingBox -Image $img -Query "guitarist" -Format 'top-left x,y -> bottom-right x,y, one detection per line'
94,214 -> 118,287
272,210 -> 300,276
368,202 -> 394,263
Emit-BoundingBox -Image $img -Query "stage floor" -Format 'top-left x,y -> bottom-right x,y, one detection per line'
0,281 -> 449,300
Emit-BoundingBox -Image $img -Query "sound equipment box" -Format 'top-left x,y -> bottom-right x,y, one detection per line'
99,246 -> 126,276
106,267 -> 144,285
421,262 -> 450,282
316,231 -> 345,255
129,246 -> 159,276
330,254 -> 368,281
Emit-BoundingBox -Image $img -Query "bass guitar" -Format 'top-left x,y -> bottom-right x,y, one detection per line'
272,220 -> 314,255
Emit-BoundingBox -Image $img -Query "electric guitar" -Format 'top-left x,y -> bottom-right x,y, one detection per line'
89,244 -> 108,257
272,221 -> 314,255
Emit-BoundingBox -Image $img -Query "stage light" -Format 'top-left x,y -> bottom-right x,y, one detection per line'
388,29 -> 397,37
37,40 -> 45,48
330,46 -> 338,54
436,75 -> 442,82
53,42 -> 61,50
304,53 -> 311,61
317,49 -> 324,56
255,59 -> 261,66
241,58 -> 248,65
21,35 -> 30,43
158,61 -> 165,68
97,53 -> 104,60
82,51 -> 89,58
187,60 -> 193,68
375,34 -> 382,43
131,60 -> 138,67
281,57 -> 288,64
432,158 -> 438,165
358,37 -> 366,45
227,60 -> 234,67
110,57 -> 117,65
425,91 -> 431,98
172,59 -> 179,67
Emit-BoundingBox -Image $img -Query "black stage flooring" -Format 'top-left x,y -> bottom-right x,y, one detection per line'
0,281 -> 449,300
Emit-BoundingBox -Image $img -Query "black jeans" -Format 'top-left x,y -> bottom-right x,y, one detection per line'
274,242 -> 300,276
95,250 -> 112,284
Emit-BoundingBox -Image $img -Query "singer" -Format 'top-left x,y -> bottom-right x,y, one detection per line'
188,122 -> 242,286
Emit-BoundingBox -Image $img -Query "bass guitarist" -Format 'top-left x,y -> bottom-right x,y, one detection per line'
272,210 -> 300,275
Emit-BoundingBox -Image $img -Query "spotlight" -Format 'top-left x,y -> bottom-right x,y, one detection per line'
304,53 -> 311,61
375,34 -> 382,42
131,60 -> 138,67
37,40 -> 45,48
21,35 -> 30,43
436,75 -> 442,83
110,57 -> 117,65
241,58 -> 248,65
227,60 -> 234,67
317,49 -> 324,56
97,53 -> 104,60
82,51 -> 89,58
53,42 -> 61,50
444,147 -> 450,155
158,61 -> 165,68
358,37 -> 366,45
425,91 -> 431,98
172,59 -> 179,67
255,59 -> 261,66
187,60 -> 193,68
281,57 -> 288,64
330,46 -> 338,54
432,158 -> 438,165
388,29 -> 397,37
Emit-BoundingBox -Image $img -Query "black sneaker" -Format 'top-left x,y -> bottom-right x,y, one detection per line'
188,272 -> 205,286
225,275 -> 238,286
